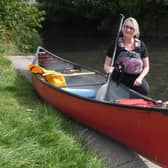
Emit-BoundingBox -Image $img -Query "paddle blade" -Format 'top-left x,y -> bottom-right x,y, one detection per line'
96,83 -> 108,101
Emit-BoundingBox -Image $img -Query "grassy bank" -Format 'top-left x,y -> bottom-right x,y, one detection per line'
0,43 -> 107,168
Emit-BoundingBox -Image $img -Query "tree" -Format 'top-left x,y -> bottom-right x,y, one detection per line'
0,0 -> 45,51
38,0 -> 168,37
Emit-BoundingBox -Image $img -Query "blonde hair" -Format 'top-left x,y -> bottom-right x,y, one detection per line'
122,17 -> 140,38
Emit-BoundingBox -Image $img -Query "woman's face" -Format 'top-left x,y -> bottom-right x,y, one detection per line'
123,20 -> 136,38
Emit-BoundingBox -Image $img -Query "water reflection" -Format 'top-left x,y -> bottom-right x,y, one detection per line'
147,41 -> 168,100
43,34 -> 168,100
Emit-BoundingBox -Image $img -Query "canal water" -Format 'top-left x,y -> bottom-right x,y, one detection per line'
42,29 -> 168,101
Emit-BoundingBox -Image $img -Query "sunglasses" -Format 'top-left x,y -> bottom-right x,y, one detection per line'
124,25 -> 135,32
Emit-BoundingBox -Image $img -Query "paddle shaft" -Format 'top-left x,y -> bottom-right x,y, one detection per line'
96,14 -> 125,101
107,14 -> 125,83
129,88 -> 163,105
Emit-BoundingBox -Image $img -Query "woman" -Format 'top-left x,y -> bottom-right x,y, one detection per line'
104,17 -> 150,95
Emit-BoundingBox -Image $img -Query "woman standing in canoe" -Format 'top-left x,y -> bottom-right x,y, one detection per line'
104,17 -> 150,95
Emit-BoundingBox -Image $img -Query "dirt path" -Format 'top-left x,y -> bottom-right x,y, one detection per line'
8,55 -> 161,168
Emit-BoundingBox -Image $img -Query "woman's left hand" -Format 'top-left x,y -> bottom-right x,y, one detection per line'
134,78 -> 142,86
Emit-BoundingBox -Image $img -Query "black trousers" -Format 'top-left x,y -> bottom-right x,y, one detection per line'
112,70 -> 150,96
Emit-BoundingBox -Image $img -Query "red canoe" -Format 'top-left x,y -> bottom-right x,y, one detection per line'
30,46 -> 168,167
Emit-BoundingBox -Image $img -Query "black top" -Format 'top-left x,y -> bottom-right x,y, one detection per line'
105,37 -> 150,95
106,37 -> 149,62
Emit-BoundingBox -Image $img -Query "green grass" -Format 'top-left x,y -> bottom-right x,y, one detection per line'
0,45 -> 107,168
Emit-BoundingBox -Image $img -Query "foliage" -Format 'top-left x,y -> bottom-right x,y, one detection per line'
38,0 -> 119,31
38,0 -> 168,35
0,44 -> 6,53
0,0 -> 45,52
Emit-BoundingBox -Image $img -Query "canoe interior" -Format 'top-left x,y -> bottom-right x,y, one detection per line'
34,46 -> 164,104
38,49 -> 105,88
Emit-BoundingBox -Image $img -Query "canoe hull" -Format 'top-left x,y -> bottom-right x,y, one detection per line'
32,74 -> 168,167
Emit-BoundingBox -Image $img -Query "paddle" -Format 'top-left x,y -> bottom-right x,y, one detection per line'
96,14 -> 125,101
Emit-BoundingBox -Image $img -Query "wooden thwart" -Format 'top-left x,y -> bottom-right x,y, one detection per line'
63,72 -> 95,76
43,71 -> 96,77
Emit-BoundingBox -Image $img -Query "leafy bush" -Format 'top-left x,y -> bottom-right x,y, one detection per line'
0,44 -> 6,53
0,0 -> 45,52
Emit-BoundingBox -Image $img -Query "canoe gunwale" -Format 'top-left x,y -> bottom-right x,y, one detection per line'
34,46 -> 104,76
33,74 -> 168,114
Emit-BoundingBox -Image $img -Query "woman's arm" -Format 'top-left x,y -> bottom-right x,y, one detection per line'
104,56 -> 114,73
134,57 -> 149,86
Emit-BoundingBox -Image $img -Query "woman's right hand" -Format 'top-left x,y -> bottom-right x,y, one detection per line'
108,66 -> 115,73
104,56 -> 114,73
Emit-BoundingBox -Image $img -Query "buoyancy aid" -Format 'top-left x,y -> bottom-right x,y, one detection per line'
116,38 -> 143,74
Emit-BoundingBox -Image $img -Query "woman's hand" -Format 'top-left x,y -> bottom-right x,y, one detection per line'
104,56 -> 115,73
134,78 -> 142,86
133,57 -> 149,86
108,66 -> 115,73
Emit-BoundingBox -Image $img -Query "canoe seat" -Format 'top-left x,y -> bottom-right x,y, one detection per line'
63,88 -> 96,98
